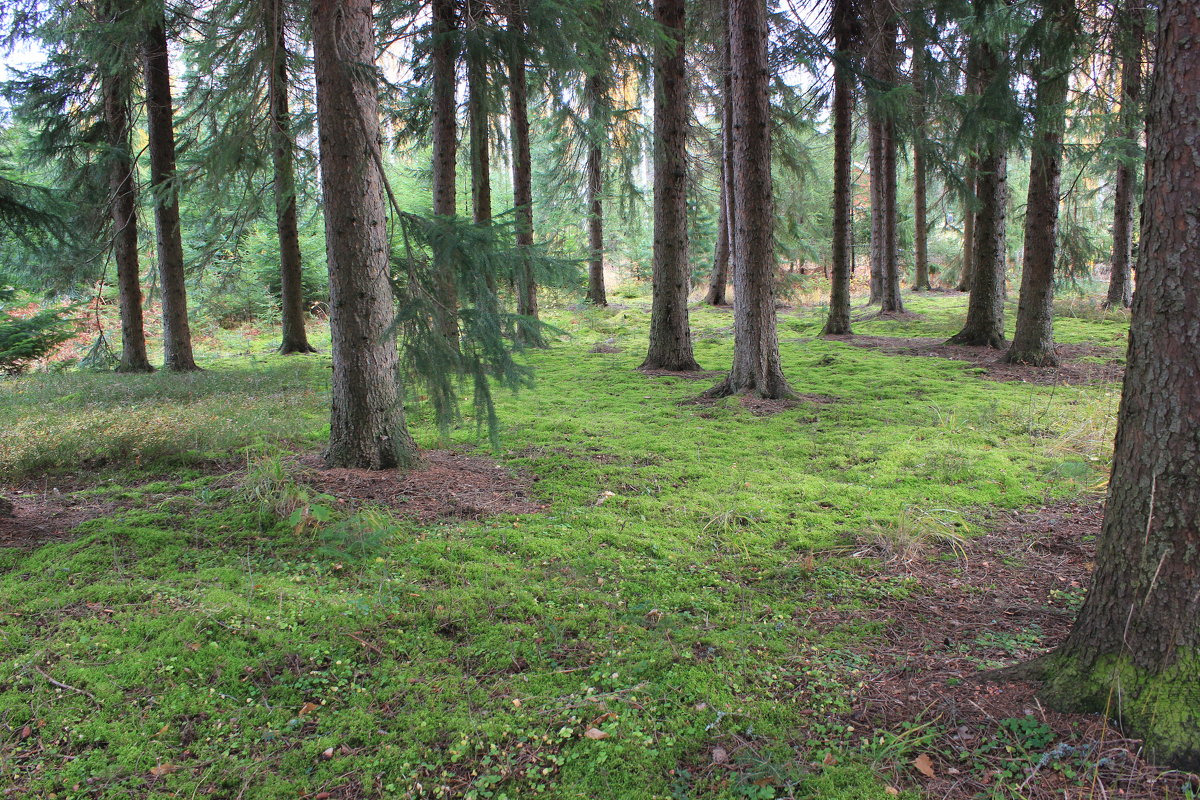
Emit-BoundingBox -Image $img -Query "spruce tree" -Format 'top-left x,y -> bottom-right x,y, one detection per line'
822,0 -> 858,335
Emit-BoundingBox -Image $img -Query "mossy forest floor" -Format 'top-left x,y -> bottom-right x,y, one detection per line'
2,291 -> 1196,799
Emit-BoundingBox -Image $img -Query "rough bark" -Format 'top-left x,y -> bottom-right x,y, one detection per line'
703,168 -> 730,305
948,37 -> 1007,349
641,0 -> 700,372
958,171 -> 975,292
1035,1 -> 1200,769
101,36 -> 153,375
911,42 -> 931,292
584,71 -> 607,307
266,0 -> 315,355
506,0 -> 540,338
865,2 -> 902,311
704,0 -> 793,400
1005,0 -> 1075,367
466,0 -> 491,226
143,16 -> 198,371
431,0 -> 460,340
867,110 -> 884,304
312,0 -> 416,470
1104,0 -> 1145,310
823,0 -> 856,335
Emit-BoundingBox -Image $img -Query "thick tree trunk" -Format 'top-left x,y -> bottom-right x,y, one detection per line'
948,37 -> 1007,348
584,72 -> 607,307
705,0 -> 792,399
144,17 -> 198,371
823,0 -> 855,335
1005,0 -> 1075,366
1034,2 -> 1200,769
641,0 -> 700,372
266,0 -> 315,355
911,43 -> 931,292
312,0 -> 416,470
703,168 -> 730,305
506,0 -> 540,339
101,48 -> 153,374
1105,0 -> 1145,310
431,0 -> 459,340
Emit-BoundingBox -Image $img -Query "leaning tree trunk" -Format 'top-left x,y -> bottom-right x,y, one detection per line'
143,17 -> 198,371
641,0 -> 700,372
101,49 -> 153,374
947,36 -> 1007,348
584,72 -> 607,307
823,0 -> 856,335
1105,0 -> 1145,310
1005,0 -> 1076,366
431,0 -> 459,341
1032,1 -> 1200,769
266,0 -> 315,355
506,0 -> 541,341
911,41 -> 931,292
312,0 -> 416,470
704,0 -> 792,400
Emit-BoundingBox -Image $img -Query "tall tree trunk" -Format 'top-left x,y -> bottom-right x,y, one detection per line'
466,0 -> 491,226
823,0 -> 856,335
1105,0 -> 1145,310
957,171 -> 975,291
143,16 -> 198,371
867,110 -> 884,304
641,0 -> 700,372
101,33 -> 153,374
911,41 -> 931,292
431,0 -> 460,340
506,0 -> 540,340
1005,0 -> 1076,366
947,36 -> 1007,348
876,9 -> 903,313
266,0 -> 315,355
705,0 -> 792,399
584,72 -> 607,307
1033,1 -> 1200,769
703,168 -> 730,305
312,0 -> 416,470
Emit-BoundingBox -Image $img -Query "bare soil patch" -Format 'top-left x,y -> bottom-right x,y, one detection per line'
0,489 -> 116,548
296,449 -> 545,521
821,498 -> 1198,798
830,335 -> 1124,385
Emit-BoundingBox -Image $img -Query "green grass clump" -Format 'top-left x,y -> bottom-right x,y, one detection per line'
0,293 -> 1123,798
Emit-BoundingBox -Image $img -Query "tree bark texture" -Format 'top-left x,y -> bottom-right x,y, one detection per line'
641,0 -> 700,372
506,0 -> 540,334
431,0 -> 459,340
911,42 -> 931,292
312,0 -> 416,470
705,0 -> 792,399
823,0 -> 856,335
143,17 -> 199,371
1037,0 -> 1200,768
466,0 -> 491,226
948,37 -> 1006,348
704,166 -> 730,305
101,42 -> 153,374
266,0 -> 316,354
958,171 -> 975,292
584,72 -> 607,307
865,2 -> 902,311
1005,0 -> 1075,367
1105,0 -> 1145,310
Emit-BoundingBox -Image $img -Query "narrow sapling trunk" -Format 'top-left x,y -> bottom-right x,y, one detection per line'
431,0 -> 460,340
266,0 -> 316,355
705,0 -> 793,400
1005,0 -> 1076,367
312,0 -> 416,470
823,0 -> 856,335
1105,0 -> 1145,310
507,0 -> 541,338
1029,1 -> 1200,768
584,72 -> 607,307
144,16 -> 199,371
101,50 -> 153,374
641,0 -> 700,372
